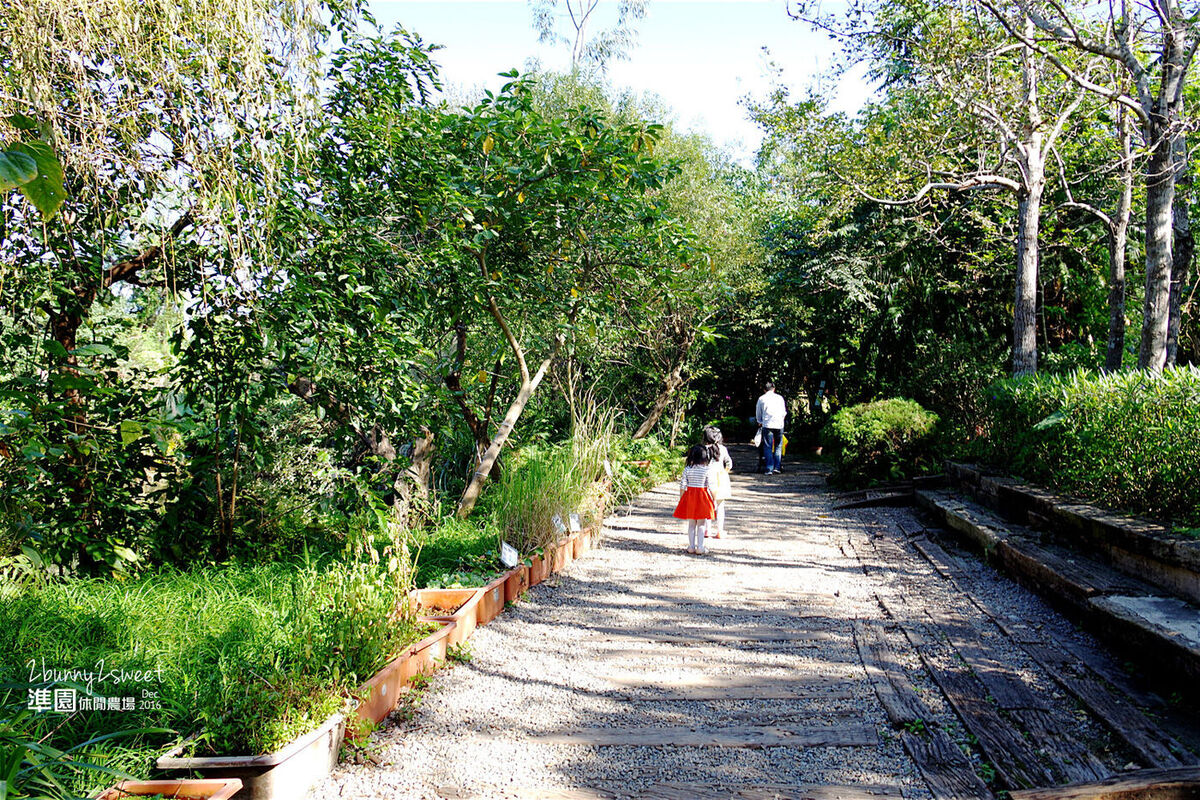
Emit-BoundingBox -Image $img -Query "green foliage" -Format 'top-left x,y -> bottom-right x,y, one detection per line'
821,398 -> 940,486
976,367 -> 1200,525
0,558 -> 424,778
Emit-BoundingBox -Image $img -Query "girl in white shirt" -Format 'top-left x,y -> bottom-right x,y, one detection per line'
673,445 -> 715,554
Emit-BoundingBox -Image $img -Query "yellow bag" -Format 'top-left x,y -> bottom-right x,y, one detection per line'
781,435 -> 788,456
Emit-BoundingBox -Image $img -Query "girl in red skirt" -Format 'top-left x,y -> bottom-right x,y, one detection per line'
674,444 -> 716,554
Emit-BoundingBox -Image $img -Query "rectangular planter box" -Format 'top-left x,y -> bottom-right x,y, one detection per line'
354,619 -> 456,727
156,713 -> 345,800
504,565 -> 529,603
98,778 -> 243,800
552,536 -> 574,573
476,574 -> 507,625
411,587 -> 483,647
528,554 -> 549,586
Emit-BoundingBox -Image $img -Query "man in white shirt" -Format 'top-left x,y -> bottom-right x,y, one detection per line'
755,382 -> 786,475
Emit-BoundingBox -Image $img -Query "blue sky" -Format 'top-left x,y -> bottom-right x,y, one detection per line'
366,1 -> 871,163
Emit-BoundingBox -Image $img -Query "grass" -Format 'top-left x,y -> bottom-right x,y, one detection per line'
0,558 -> 428,795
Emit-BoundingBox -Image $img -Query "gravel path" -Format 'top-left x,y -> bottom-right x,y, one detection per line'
310,449 -> 926,799
307,447 -> 1163,799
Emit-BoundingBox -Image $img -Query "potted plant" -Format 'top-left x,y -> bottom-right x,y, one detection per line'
156,714 -> 346,800
158,619 -> 458,800
409,587 -> 484,646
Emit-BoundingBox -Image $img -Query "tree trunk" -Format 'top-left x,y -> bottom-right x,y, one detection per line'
1012,28 -> 1042,378
407,426 -> 435,501
455,341 -> 561,519
1012,153 -> 1043,376
632,362 -> 684,439
1167,135 -> 1193,367
1140,127 -> 1177,372
1105,108 -> 1135,372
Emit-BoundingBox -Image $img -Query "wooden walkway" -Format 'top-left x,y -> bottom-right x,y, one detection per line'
310,446 -> 1200,800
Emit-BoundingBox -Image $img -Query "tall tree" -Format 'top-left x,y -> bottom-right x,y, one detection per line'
983,0 -> 1200,371
842,3 -> 1088,375
529,0 -> 650,74
0,0 -> 340,569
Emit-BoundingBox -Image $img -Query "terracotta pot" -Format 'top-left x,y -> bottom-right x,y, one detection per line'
353,619 -> 456,727
571,532 -> 585,559
156,714 -> 345,800
528,554 -> 548,586
476,574 -> 507,625
504,565 -> 529,603
97,779 -> 243,800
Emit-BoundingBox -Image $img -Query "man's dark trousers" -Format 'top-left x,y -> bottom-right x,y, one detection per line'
762,427 -> 783,473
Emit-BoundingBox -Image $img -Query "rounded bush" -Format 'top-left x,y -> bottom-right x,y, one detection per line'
821,398 -> 940,486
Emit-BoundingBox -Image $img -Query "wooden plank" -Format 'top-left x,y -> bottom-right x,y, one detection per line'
639,784 -> 904,800
900,729 -> 992,800
915,643 -> 1056,790
923,604 -> 1047,711
1011,707 -> 1111,784
581,624 -> 834,644
891,534 -> 1114,784
528,723 -> 878,748
853,524 -> 1062,790
617,686 -> 853,701
1009,765 -> 1200,800
916,534 -> 1190,772
852,619 -> 927,727
1018,639 -> 1187,770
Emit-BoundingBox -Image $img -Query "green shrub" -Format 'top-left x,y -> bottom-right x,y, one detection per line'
821,398 -> 940,487
976,367 -> 1200,526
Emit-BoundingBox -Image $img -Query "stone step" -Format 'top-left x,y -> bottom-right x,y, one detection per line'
916,488 -> 1200,692
944,462 -> 1200,605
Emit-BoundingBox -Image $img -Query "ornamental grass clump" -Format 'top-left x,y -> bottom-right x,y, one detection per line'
488,403 -> 618,553
979,366 -> 1200,526
821,398 -> 940,487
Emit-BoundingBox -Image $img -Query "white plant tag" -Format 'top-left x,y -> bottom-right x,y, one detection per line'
552,515 -> 567,535
568,513 -> 582,532
603,459 -> 613,478
500,541 -> 519,568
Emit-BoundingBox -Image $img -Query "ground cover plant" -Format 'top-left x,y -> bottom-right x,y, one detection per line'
976,367 -> 1200,527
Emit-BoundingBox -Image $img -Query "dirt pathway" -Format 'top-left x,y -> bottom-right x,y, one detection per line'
308,446 -> 1195,799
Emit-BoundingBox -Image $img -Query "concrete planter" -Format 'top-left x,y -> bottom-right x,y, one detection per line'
97,778 -> 243,800
354,619 -> 456,726
156,713 -> 345,800
504,565 -> 529,603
